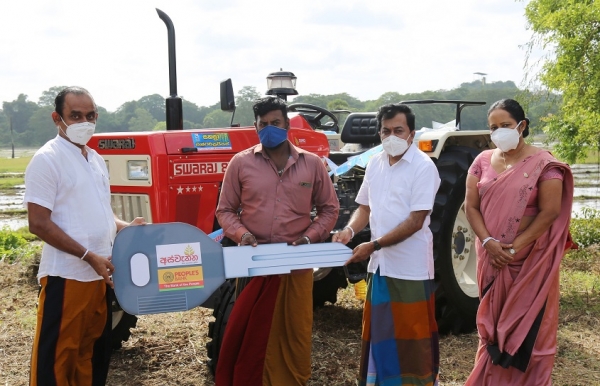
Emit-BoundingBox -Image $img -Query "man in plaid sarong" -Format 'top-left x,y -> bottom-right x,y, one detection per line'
333,103 -> 440,386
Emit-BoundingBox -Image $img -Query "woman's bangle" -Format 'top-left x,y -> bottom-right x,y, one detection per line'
343,226 -> 355,239
240,232 -> 253,242
481,237 -> 497,247
81,249 -> 89,260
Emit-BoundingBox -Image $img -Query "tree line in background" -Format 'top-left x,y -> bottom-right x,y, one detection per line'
0,1 -> 595,164
0,80 -> 558,149
524,0 -> 600,164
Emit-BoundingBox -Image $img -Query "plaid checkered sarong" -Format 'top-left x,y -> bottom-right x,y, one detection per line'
359,270 -> 439,386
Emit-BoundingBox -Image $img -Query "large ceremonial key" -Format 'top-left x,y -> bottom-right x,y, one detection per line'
111,222 -> 352,316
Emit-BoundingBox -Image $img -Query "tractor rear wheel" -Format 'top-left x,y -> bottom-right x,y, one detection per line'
206,279 -> 239,375
312,268 -> 348,308
430,146 -> 480,334
110,291 -> 138,350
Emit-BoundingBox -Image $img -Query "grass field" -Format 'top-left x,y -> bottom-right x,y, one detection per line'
0,156 -> 31,189
1,247 -> 599,385
1,145 -> 599,384
0,156 -> 31,174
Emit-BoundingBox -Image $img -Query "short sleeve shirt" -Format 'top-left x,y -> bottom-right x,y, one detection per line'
24,136 -> 117,282
356,145 -> 441,280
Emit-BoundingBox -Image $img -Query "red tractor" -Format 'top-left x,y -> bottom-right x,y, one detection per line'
90,9 -> 492,372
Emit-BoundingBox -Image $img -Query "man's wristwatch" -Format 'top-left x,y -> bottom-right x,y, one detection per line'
372,239 -> 382,251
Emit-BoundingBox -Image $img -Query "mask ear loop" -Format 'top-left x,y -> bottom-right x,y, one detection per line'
56,116 -> 67,137
515,120 -> 524,136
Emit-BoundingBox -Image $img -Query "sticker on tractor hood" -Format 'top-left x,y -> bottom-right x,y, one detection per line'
97,138 -> 135,149
173,162 -> 229,176
191,132 -> 232,150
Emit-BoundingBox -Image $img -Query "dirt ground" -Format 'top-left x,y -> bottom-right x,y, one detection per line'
1,260 -> 599,386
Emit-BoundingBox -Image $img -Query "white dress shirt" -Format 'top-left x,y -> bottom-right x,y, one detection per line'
24,136 -> 116,282
356,144 -> 441,280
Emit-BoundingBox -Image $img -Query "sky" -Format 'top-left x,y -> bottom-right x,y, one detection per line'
0,0 -> 541,112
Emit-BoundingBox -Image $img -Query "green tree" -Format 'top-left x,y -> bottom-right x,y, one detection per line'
96,106 -> 122,133
291,93 -> 329,108
203,109 -> 232,128
3,94 -> 39,135
525,0 -> 600,162
28,106 -> 55,146
128,108 -> 157,132
184,120 -> 202,130
234,86 -> 262,126
183,99 -> 213,126
0,108 -> 10,147
153,121 -> 166,131
2,95 -> 40,147
327,99 -> 350,111
138,94 -> 165,121
114,101 -> 139,129
364,92 -> 402,111
38,86 -> 69,107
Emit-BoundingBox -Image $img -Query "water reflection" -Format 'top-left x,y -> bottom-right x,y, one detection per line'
1,164 -> 599,229
0,187 -> 24,210
0,215 -> 28,230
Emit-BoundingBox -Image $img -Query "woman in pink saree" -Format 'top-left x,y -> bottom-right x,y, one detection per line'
464,99 -> 573,385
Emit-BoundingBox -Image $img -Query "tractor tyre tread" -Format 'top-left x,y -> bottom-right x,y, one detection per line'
431,146 -> 480,335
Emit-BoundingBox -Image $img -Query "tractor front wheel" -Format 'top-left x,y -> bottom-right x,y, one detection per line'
430,146 -> 480,335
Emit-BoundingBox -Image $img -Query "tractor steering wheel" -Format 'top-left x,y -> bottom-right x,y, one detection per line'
287,103 -> 340,133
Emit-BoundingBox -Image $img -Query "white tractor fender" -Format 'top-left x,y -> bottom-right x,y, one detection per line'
416,129 -> 492,159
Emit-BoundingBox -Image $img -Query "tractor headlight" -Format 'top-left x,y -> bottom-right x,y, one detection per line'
127,160 -> 149,180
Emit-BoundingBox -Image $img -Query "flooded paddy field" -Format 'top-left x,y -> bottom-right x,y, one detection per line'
0,147 -> 35,230
571,163 -> 600,216
1,150 -> 599,229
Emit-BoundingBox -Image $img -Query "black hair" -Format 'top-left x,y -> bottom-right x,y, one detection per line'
376,103 -> 416,132
252,96 -> 289,121
54,86 -> 97,117
487,98 -> 530,138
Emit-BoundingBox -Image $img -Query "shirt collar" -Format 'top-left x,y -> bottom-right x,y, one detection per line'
402,143 -> 417,163
254,140 -> 301,161
385,142 -> 416,164
56,135 -> 87,156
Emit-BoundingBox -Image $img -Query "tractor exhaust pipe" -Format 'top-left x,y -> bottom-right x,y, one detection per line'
156,8 -> 183,131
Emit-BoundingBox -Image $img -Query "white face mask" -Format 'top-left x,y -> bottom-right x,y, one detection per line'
382,135 -> 410,157
490,121 -> 522,152
59,118 -> 96,145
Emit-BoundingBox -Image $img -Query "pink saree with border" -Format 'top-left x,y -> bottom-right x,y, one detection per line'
465,150 -> 573,385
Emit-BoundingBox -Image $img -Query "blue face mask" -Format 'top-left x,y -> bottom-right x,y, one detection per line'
258,125 -> 288,148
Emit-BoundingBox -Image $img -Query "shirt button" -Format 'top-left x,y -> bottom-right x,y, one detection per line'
279,180 -> 283,182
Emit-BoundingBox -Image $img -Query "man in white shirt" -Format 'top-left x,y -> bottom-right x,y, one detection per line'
333,103 -> 441,386
25,86 -> 145,386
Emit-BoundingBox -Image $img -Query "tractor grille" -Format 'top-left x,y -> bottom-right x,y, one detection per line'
111,194 -> 152,223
